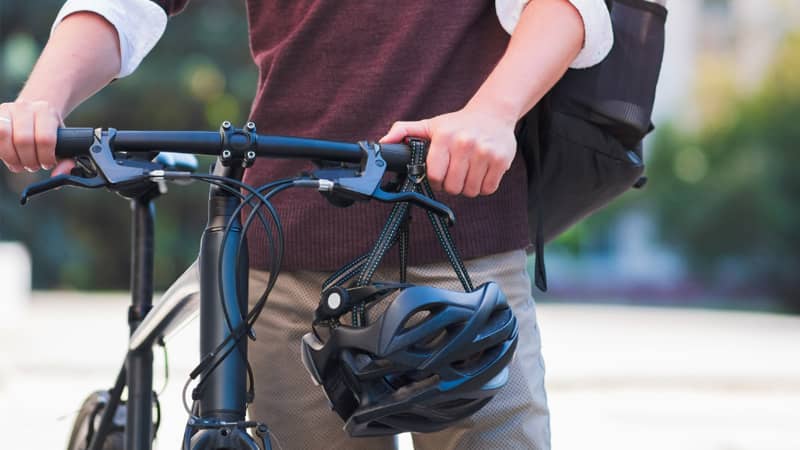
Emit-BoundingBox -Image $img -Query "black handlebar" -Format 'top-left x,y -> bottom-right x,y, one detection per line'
55,127 -> 413,171
31,127 -> 453,222
54,127 -> 95,157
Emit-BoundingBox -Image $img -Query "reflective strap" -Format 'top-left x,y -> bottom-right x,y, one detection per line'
344,138 -> 476,326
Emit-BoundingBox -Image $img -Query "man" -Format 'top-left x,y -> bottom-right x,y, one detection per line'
0,1 -> 613,448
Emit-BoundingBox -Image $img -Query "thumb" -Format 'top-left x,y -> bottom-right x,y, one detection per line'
379,120 -> 431,144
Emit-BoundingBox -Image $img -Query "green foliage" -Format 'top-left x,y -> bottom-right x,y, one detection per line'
0,1 -> 256,289
647,33 -> 800,307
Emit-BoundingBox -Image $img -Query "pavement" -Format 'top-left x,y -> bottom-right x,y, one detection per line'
1,292 -> 799,449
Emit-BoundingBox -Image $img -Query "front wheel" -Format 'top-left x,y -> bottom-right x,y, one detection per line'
66,390 -> 124,450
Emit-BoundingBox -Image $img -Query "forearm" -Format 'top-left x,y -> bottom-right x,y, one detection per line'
466,0 -> 585,123
17,12 -> 121,118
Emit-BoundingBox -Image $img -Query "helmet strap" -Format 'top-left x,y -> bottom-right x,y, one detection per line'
334,138 -> 474,327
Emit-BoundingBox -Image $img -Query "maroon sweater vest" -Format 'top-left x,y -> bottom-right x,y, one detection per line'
163,0 -> 530,271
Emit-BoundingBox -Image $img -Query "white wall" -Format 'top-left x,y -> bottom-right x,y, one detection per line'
0,242 -> 31,323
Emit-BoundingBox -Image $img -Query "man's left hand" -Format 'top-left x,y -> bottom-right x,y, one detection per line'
380,107 -> 517,198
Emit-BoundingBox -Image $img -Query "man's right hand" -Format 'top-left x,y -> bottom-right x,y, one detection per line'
0,10 -> 125,175
0,99 -> 62,173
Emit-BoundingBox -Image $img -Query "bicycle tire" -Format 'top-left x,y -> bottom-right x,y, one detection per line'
66,390 -> 124,450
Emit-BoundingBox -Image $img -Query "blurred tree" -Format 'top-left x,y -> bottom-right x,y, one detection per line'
0,0 -> 256,290
646,32 -> 800,310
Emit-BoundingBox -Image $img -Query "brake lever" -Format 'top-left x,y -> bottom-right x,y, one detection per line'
20,174 -> 106,205
320,141 -> 455,224
370,188 -> 455,225
20,128 -> 173,204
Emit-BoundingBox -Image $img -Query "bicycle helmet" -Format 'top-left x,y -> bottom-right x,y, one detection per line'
300,281 -> 518,437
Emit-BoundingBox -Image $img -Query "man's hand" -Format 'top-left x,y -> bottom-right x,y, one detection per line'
0,11 -> 122,175
381,0 -> 584,198
380,107 -> 517,197
0,100 -> 62,173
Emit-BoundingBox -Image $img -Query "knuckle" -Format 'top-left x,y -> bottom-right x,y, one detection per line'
427,171 -> 444,184
481,183 -> 499,196
450,144 -> 466,158
13,128 -> 33,146
38,133 -> 56,150
444,186 -> 462,196
31,100 -> 49,110
43,105 -> 61,121
491,155 -> 507,169
443,179 -> 462,196
490,149 -> 510,167
474,144 -> 491,159
453,132 -> 475,149
462,185 -> 480,198
13,99 -> 32,111
437,129 -> 456,145
393,121 -> 413,133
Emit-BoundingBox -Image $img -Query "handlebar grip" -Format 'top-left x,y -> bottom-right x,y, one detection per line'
379,143 -> 413,169
55,128 -> 95,158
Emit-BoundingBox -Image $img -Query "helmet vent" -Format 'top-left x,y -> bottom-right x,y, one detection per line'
401,306 -> 441,331
450,344 -> 502,375
411,329 -> 449,352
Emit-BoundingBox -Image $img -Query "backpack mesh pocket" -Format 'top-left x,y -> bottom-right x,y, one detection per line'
553,0 -> 667,148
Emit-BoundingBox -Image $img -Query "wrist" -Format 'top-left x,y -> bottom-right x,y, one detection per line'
464,94 -> 523,126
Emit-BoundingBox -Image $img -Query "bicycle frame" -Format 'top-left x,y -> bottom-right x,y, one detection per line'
26,125 -> 440,450
88,163 -> 255,450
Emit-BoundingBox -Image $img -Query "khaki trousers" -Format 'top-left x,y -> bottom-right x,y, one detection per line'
248,249 -> 550,450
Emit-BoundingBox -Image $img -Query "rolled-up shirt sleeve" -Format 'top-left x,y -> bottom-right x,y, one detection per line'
51,0 -> 168,78
496,0 -> 614,69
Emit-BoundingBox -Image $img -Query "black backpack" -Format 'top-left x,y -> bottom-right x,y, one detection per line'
518,0 -> 667,290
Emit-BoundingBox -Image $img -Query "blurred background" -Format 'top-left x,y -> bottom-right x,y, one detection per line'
1,1 -> 799,449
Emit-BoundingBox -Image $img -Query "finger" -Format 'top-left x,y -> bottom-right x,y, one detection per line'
379,120 -> 431,143
33,104 -> 59,169
52,159 -> 76,177
0,106 -> 23,172
442,141 -> 471,196
11,106 -> 40,171
425,138 -> 450,191
481,160 -> 507,195
462,151 -> 490,198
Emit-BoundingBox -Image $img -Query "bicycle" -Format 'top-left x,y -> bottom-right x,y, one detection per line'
21,122 -> 454,450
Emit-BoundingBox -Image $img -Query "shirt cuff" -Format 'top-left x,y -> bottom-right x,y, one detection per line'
495,0 -> 614,69
51,0 -> 168,78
